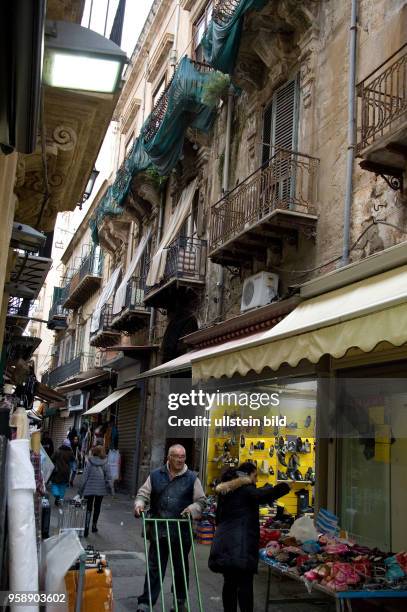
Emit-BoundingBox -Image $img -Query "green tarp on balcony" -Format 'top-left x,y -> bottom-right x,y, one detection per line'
89,138 -> 151,243
141,56 -> 217,175
202,0 -> 267,74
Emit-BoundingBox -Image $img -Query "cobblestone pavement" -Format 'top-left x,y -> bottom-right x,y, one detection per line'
50,487 -> 334,612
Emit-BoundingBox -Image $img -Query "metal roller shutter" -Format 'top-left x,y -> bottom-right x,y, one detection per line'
50,413 -> 74,449
117,388 -> 142,495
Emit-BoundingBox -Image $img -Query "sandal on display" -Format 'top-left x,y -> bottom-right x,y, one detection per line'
269,445 -> 274,457
249,442 -> 254,455
303,439 -> 311,453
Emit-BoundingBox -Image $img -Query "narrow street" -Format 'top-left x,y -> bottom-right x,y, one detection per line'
52,488 -> 333,612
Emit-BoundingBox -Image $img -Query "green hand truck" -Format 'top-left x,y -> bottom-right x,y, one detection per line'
141,512 -> 204,612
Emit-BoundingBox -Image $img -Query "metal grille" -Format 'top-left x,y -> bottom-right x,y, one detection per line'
41,353 -> 96,388
357,43 -> 407,153
213,0 -> 240,24
150,237 -> 207,292
210,148 -> 319,251
125,276 -> 146,309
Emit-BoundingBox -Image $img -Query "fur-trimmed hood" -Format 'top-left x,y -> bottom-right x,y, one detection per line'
216,476 -> 252,495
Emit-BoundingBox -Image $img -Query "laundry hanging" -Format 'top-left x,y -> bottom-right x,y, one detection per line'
90,265 -> 122,333
112,227 -> 152,315
146,178 -> 198,287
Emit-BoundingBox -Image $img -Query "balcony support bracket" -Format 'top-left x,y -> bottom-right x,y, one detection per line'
359,160 -> 404,192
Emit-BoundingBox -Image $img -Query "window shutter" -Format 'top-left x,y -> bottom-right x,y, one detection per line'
262,75 -> 300,207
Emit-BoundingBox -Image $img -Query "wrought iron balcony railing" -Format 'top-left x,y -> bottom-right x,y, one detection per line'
125,276 -> 147,310
145,237 -> 207,295
210,148 -> 319,253
90,303 -> 120,347
63,249 -> 103,308
7,297 -> 32,318
41,352 -> 96,388
213,0 -> 240,24
357,43 -> 407,154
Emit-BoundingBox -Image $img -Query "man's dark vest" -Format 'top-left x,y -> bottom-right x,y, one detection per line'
150,466 -> 196,518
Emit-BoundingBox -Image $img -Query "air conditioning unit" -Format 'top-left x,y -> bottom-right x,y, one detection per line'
66,391 -> 84,412
241,271 -> 279,312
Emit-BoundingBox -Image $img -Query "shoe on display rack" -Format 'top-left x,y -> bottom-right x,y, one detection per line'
287,440 -> 296,452
287,422 -> 298,429
269,445 -> 274,457
288,453 -> 300,469
286,469 -> 296,481
277,436 -> 285,449
240,434 -> 245,448
277,450 -> 287,467
305,467 -> 315,483
277,470 -> 288,480
303,439 -> 311,453
294,469 -> 303,481
296,437 -> 304,452
249,442 -> 254,455
269,466 -> 274,476
305,415 -> 312,427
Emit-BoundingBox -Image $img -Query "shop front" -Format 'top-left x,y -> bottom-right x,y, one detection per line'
190,263 -> 407,561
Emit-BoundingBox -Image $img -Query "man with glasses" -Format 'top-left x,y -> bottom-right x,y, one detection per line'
134,444 -> 206,612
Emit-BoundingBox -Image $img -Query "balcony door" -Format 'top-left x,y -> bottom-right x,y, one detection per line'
262,75 -> 299,209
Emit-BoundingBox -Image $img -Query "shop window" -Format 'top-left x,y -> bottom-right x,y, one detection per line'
205,377 -> 317,518
152,75 -> 167,108
193,2 -> 213,63
337,376 -> 407,552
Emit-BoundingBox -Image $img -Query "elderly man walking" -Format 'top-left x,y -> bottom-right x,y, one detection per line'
134,444 -> 206,612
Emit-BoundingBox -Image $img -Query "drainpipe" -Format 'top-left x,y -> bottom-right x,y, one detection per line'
148,185 -> 166,344
216,85 -> 234,320
169,0 -> 181,70
342,0 -> 358,266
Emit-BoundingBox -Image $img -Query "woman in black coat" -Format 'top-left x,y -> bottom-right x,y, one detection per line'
208,462 -> 290,612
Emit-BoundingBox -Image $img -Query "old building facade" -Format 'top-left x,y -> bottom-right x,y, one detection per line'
41,0 -> 407,550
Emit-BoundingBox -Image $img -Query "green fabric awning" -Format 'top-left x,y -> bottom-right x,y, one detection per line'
202,0 -> 267,74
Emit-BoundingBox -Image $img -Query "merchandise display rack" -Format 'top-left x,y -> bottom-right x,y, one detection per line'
206,403 -> 316,516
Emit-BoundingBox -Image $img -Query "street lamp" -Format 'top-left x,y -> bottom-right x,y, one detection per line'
43,21 -> 127,94
81,168 -> 100,206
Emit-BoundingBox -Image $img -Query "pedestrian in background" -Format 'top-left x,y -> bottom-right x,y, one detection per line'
50,438 -> 74,506
79,445 -> 113,537
209,462 -> 290,612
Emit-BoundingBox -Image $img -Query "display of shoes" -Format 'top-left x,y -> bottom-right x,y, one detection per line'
287,440 -> 296,452
269,445 -> 274,457
303,439 -> 311,453
286,468 -> 296,481
305,415 -> 312,427
305,467 -> 315,483
240,434 -> 245,448
296,437 -> 304,452
277,449 -> 287,466
294,469 -> 303,481
287,422 -> 298,429
269,466 -> 274,476
249,442 -> 254,455
278,470 -> 288,480
288,453 -> 300,469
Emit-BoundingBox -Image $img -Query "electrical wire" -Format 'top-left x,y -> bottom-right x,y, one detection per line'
272,219 -> 407,277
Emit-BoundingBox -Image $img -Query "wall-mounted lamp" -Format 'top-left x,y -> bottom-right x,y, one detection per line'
80,168 -> 100,208
43,20 -> 127,94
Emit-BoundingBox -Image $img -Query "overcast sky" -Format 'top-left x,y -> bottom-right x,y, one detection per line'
82,0 -> 155,58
